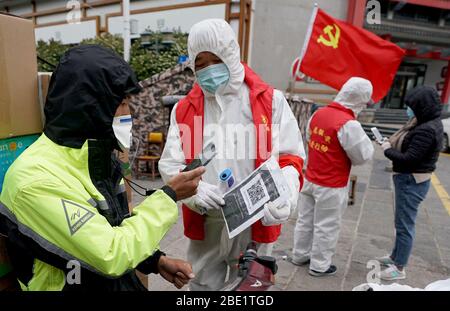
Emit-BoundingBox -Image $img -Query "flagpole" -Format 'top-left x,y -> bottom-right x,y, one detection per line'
295,3 -> 319,81
123,0 -> 131,62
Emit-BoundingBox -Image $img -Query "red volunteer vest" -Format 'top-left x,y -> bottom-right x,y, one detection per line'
306,102 -> 355,188
175,64 -> 304,243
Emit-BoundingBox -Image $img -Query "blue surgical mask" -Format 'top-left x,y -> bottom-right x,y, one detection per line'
196,63 -> 230,94
406,106 -> 415,119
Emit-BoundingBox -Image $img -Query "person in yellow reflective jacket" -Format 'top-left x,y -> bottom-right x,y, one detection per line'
0,45 -> 204,291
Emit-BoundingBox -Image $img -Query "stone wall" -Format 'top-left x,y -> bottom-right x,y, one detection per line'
129,63 -> 195,166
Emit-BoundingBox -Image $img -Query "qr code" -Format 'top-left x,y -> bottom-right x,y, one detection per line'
247,179 -> 266,206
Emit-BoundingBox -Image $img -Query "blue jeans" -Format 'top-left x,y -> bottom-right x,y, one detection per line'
391,174 -> 430,267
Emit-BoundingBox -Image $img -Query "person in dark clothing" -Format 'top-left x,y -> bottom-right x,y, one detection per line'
374,86 -> 444,281
0,45 -> 205,291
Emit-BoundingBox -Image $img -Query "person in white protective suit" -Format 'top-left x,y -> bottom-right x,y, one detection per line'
158,19 -> 306,291
292,77 -> 375,277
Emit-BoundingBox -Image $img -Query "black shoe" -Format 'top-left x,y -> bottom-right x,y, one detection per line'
309,265 -> 337,277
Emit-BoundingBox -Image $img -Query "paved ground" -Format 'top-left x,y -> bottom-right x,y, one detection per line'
132,143 -> 450,291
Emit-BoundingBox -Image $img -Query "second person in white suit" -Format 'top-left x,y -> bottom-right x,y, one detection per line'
292,77 -> 375,276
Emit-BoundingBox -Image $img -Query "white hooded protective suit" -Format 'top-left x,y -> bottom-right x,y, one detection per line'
293,77 -> 374,273
159,19 -> 305,290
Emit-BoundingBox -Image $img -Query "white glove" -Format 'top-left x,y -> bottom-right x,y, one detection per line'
281,166 -> 300,208
195,181 -> 225,214
381,141 -> 392,151
262,201 -> 290,226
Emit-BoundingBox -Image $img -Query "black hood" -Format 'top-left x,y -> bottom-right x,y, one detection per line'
44,45 -> 141,150
405,86 -> 442,124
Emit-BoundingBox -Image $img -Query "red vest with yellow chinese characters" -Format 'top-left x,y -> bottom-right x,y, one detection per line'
175,63 -> 304,242
306,102 -> 355,188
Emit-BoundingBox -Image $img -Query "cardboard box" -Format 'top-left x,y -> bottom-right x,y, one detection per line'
0,13 -> 43,139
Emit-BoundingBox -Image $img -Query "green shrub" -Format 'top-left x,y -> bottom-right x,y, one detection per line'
36,39 -> 70,72
36,32 -> 188,81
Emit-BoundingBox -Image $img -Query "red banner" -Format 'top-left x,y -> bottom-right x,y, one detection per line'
300,9 -> 405,102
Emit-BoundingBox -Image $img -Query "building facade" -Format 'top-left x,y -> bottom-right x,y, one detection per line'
1,0 -> 449,107
250,0 -> 450,107
0,0 -> 252,61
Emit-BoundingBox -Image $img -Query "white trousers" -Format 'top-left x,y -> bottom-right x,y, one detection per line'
187,211 -> 251,291
187,211 -> 276,291
293,179 -> 348,272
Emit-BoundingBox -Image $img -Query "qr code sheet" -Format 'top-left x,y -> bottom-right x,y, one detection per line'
247,179 -> 267,206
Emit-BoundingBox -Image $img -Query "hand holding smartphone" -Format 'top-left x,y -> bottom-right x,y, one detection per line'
370,127 -> 386,145
182,142 -> 217,172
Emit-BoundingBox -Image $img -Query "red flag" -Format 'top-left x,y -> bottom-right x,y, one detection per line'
299,8 -> 405,102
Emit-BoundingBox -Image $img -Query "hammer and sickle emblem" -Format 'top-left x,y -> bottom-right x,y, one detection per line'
261,114 -> 270,132
317,24 -> 340,49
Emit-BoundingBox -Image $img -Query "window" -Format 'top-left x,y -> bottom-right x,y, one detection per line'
392,3 -> 442,25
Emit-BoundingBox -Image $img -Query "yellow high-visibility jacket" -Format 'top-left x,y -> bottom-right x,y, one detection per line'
0,134 -> 178,291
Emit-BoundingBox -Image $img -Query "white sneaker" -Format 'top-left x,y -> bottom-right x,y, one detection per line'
378,265 -> 406,281
375,255 -> 395,267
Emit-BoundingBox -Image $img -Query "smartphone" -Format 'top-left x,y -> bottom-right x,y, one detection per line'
182,142 -> 217,172
370,127 -> 384,144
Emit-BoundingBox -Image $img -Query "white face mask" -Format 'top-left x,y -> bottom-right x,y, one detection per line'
112,115 -> 132,151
